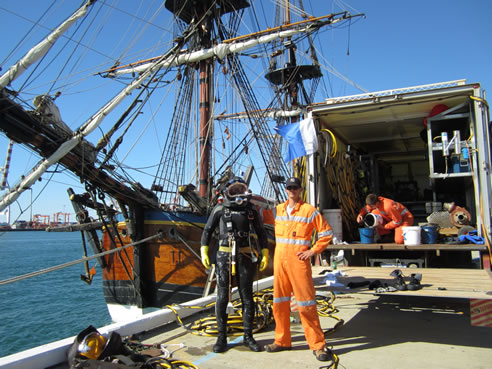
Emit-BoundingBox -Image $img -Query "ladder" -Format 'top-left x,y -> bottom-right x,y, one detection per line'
202,264 -> 216,296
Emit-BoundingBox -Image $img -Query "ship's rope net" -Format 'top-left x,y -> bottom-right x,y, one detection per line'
150,3 -> 291,205
0,1 -> 366,216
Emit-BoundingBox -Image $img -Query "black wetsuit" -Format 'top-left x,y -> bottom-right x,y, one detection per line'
201,201 -> 268,338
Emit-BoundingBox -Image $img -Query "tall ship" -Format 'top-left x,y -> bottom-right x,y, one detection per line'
0,1 -> 363,322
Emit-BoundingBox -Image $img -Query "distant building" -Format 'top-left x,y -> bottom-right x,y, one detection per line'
11,220 -> 28,229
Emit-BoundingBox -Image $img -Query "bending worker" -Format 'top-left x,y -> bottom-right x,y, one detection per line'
200,177 -> 269,353
264,177 -> 334,362
357,193 -> 414,244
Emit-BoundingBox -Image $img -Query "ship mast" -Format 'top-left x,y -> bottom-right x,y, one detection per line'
164,0 -> 251,200
285,1 -> 299,125
198,8 -> 212,198
265,0 -> 323,120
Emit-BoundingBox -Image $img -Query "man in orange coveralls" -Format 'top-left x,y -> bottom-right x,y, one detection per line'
357,193 -> 414,244
264,177 -> 334,362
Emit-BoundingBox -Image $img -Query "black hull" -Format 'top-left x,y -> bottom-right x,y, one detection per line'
102,280 -> 205,307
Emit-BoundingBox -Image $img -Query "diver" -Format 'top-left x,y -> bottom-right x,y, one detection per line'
200,177 -> 269,353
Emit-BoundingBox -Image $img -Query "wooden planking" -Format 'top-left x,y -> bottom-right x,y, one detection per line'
101,225 -> 135,281
329,243 -> 487,251
312,266 -> 492,300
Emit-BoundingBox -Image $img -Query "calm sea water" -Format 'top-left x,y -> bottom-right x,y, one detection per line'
0,231 -> 112,358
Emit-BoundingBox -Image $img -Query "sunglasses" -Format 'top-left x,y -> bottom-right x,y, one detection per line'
286,186 -> 300,190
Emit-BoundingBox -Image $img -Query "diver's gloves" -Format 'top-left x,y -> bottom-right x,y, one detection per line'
259,248 -> 269,272
200,246 -> 210,269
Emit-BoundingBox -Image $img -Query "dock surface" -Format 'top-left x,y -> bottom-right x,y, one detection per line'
10,265 -> 492,369
131,266 -> 492,369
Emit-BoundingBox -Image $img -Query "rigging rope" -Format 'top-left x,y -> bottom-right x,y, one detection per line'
226,53 -> 289,201
0,231 -> 162,286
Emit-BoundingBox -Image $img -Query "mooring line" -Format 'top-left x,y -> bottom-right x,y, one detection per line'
0,232 -> 162,286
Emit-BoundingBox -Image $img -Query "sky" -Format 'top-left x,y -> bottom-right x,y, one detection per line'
0,0 -> 491,224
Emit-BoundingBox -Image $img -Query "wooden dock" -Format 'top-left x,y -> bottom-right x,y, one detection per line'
312,266 -> 492,300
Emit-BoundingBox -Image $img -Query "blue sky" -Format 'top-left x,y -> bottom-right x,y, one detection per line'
325,0 -> 491,97
0,0 -> 491,224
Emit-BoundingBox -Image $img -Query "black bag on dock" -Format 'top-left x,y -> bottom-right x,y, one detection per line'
67,325 -> 146,369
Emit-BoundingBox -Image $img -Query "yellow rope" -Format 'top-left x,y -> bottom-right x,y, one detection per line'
321,128 -> 338,159
324,151 -> 363,240
161,288 -> 343,368
165,288 -> 343,339
165,288 -> 274,337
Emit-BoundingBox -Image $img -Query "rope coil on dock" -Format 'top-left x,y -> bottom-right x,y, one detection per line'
165,289 -> 344,338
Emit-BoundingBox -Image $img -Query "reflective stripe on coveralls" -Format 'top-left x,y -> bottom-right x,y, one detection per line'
273,200 -> 333,350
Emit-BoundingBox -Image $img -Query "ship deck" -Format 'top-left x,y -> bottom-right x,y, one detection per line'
132,266 -> 492,369
4,266 -> 492,369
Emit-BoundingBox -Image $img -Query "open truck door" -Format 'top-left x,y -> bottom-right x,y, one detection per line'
309,80 -> 491,268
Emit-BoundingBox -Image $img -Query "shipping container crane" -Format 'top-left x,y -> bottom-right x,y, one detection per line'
32,214 -> 50,229
53,212 -> 70,226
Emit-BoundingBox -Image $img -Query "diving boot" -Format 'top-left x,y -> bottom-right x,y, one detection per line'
407,273 -> 422,290
213,334 -> 228,353
390,269 -> 407,291
243,333 -> 261,352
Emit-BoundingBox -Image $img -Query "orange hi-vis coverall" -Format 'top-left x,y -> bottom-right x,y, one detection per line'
273,200 -> 333,350
358,196 -> 414,244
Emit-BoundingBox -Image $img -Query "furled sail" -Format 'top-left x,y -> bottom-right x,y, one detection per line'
0,14 -> 199,212
0,0 -> 96,89
110,13 -> 351,77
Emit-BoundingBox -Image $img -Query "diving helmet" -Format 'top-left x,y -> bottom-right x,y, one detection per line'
223,177 -> 251,206
363,213 -> 383,228
77,331 -> 108,359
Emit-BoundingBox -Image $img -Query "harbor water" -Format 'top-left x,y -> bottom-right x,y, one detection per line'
0,231 -> 112,358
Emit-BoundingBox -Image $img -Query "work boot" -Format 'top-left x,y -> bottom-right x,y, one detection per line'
243,333 -> 261,352
313,348 -> 332,362
264,343 -> 292,352
213,333 -> 228,353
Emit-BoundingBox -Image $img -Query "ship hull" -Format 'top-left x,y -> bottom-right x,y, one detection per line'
101,209 -> 209,321
101,206 -> 275,322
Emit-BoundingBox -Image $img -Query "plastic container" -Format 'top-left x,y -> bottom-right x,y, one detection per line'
322,209 -> 343,241
359,227 -> 375,244
432,202 -> 442,212
421,224 -> 439,244
402,226 -> 421,245
451,156 -> 470,173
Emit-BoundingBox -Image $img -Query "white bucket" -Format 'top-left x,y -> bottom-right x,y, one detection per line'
402,226 -> 421,246
322,209 -> 343,241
